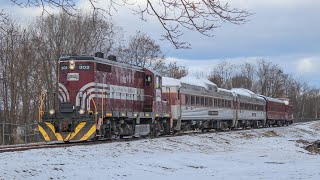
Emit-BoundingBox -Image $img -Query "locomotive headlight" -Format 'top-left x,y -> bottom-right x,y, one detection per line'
69,60 -> 75,70
49,109 -> 55,115
69,64 -> 75,70
79,109 -> 85,115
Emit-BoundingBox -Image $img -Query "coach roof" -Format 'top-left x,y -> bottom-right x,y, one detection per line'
231,88 -> 265,100
162,76 -> 217,90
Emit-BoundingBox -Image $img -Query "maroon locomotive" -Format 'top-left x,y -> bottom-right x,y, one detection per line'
38,53 -> 171,142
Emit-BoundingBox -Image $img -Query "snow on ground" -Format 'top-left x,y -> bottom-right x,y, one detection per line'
1,121 -> 320,180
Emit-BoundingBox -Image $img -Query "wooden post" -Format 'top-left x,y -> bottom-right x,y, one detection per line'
25,123 -> 27,144
2,121 -> 4,145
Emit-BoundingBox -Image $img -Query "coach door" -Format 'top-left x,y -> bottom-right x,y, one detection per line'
176,89 -> 181,119
233,95 -> 239,127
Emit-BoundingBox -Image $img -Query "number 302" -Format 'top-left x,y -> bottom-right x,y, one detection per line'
78,65 -> 90,70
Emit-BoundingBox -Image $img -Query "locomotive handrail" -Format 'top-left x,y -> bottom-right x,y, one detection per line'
88,92 -> 98,122
38,91 -> 46,122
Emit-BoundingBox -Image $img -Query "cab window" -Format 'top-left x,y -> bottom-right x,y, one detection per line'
146,75 -> 152,86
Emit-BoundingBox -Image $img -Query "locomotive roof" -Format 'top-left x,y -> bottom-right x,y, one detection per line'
59,55 -> 145,71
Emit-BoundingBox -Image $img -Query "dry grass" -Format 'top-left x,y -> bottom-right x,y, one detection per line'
304,141 -> 320,154
261,130 -> 279,137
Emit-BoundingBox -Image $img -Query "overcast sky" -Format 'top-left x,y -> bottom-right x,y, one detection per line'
2,0 -> 320,87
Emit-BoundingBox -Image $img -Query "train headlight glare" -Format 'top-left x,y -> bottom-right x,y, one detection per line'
69,60 -> 75,70
79,109 -> 85,115
69,64 -> 75,70
49,109 -> 55,115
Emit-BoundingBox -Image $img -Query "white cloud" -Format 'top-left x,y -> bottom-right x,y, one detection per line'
296,58 -> 320,74
167,55 -> 320,87
2,0 -> 320,87
228,0 -> 320,9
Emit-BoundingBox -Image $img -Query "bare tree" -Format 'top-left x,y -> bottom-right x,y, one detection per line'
232,75 -> 252,89
162,61 -> 188,79
192,71 -> 207,79
209,74 -> 223,87
0,18 -> 20,124
29,11 -> 118,91
117,31 -> 165,70
209,61 -> 235,89
255,60 -> 287,97
7,0 -> 251,48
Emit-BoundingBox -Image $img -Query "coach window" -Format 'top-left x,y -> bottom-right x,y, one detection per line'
196,96 -> 200,106
209,98 -> 213,107
186,95 -> 191,105
191,96 -> 195,105
201,97 -> 205,106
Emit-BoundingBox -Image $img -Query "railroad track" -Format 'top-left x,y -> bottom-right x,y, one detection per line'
0,141 -> 107,153
0,137 -> 149,153
0,121 -> 316,153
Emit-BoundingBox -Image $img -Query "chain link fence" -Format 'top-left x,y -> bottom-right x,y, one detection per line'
0,122 -> 42,146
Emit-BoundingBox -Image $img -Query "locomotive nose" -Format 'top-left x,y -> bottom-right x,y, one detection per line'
38,121 -> 97,142
59,119 -> 73,132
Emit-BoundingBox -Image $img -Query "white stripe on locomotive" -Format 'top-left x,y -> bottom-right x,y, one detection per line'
76,82 -> 145,110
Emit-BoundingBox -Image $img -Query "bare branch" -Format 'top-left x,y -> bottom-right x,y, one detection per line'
7,0 -> 251,48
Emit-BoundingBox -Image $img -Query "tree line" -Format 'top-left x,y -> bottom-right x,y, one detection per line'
0,11 -> 318,127
207,60 -> 320,119
0,12 -> 187,124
